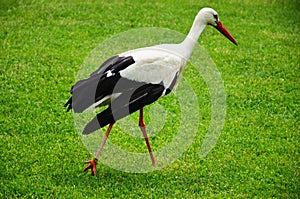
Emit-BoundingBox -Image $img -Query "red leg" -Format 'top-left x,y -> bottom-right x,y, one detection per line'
84,123 -> 114,175
139,108 -> 156,166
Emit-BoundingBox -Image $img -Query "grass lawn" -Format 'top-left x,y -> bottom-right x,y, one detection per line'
1,0 -> 299,198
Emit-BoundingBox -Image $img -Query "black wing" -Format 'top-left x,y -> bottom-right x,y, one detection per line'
64,55 -> 135,113
82,81 -> 165,134
65,54 -> 177,134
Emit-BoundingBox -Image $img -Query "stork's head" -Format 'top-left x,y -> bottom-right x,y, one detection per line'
199,8 -> 238,45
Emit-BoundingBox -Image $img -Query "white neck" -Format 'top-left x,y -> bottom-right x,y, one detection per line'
180,13 -> 207,60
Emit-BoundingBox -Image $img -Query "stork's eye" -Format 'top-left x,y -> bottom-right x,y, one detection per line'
213,14 -> 218,21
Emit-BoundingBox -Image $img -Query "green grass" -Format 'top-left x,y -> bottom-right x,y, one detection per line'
1,0 -> 299,198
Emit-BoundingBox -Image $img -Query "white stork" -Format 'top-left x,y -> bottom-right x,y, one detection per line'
65,7 -> 237,175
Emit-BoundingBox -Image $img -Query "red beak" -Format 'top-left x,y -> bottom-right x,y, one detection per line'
215,21 -> 238,46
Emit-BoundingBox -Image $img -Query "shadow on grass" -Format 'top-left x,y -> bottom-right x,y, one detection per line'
47,162 -> 210,197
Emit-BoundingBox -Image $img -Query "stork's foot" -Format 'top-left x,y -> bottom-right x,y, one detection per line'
83,158 -> 98,176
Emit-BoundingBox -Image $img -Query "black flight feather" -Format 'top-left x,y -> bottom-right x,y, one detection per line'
64,56 -> 135,113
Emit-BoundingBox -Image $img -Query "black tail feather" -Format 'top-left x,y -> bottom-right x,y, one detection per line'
64,97 -> 72,112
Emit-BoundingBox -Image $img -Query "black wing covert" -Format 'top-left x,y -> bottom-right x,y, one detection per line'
64,55 -> 135,113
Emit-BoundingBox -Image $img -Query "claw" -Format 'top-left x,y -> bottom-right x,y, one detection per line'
84,158 -> 98,176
